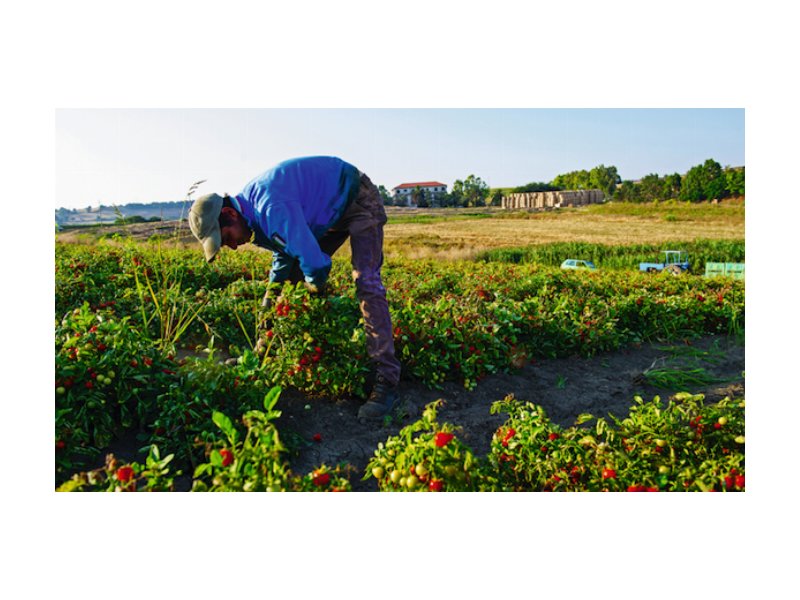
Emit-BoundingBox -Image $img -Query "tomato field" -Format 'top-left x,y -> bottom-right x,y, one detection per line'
55,236 -> 745,492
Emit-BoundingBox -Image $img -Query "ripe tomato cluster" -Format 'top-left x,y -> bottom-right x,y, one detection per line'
484,393 -> 745,492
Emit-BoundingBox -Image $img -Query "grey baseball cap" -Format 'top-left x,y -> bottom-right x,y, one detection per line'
188,193 -> 224,262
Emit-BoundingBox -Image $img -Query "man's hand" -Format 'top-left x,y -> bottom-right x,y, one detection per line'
261,282 -> 282,310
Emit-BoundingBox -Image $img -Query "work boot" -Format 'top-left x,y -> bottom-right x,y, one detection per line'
358,375 -> 400,420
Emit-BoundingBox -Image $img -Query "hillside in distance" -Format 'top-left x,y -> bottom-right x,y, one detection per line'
55,201 -> 190,226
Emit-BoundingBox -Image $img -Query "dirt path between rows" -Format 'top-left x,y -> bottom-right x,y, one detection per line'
273,334 -> 744,491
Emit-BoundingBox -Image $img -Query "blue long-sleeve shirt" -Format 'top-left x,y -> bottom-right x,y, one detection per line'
231,156 -> 360,286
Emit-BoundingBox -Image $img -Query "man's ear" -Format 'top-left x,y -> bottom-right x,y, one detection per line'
219,205 -> 240,226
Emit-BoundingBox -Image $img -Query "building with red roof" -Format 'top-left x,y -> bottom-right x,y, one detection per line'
391,181 -> 448,207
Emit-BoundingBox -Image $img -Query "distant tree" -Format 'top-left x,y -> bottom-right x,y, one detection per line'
439,191 -> 458,208
378,184 -> 394,206
551,173 -> 568,189
613,180 -> 641,202
679,165 -> 705,201
488,189 -> 505,206
725,166 -> 745,197
680,159 -> 727,201
459,174 -> 489,207
589,164 -> 621,197
450,179 -> 465,207
638,173 -> 663,202
552,169 -> 591,190
512,181 -> 559,193
429,189 -> 446,208
550,165 -> 619,196
662,173 -> 682,200
701,159 -> 727,200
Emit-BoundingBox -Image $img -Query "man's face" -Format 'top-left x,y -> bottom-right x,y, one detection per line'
219,207 -> 252,250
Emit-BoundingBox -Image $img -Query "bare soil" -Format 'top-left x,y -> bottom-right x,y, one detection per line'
126,333 -> 740,491
271,334 -> 743,491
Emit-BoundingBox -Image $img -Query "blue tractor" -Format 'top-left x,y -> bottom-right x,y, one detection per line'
639,250 -> 690,275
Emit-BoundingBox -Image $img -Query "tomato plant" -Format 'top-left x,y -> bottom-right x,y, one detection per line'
191,387 -> 351,492
364,400 -> 491,491
56,445 -> 177,492
55,240 -> 745,492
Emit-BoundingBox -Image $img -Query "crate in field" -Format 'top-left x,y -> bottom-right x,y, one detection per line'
705,262 -> 745,280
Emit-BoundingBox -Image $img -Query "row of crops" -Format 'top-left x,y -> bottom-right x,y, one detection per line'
55,239 -> 745,491
477,239 -> 744,270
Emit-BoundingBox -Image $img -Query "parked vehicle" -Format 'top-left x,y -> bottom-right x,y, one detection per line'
639,250 -> 689,275
561,259 -> 597,270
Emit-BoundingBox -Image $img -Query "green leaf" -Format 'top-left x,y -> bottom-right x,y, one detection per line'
464,453 -> 473,471
264,386 -> 282,411
149,445 -> 162,461
194,463 -> 211,478
209,449 -> 223,467
212,411 -> 236,440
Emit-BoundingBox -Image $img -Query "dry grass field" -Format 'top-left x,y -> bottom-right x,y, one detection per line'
381,199 -> 744,260
56,199 -> 745,262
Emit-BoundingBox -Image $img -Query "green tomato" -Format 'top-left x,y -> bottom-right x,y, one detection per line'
389,470 -> 401,484
415,463 -> 428,478
56,387 -> 66,395
372,467 -> 385,480
658,465 -> 670,474
717,416 -> 728,426
406,475 -> 419,490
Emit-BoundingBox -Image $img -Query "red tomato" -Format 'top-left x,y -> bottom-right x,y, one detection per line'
602,468 -> 617,480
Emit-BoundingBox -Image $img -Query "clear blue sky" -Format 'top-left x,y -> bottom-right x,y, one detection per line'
55,108 -> 744,210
